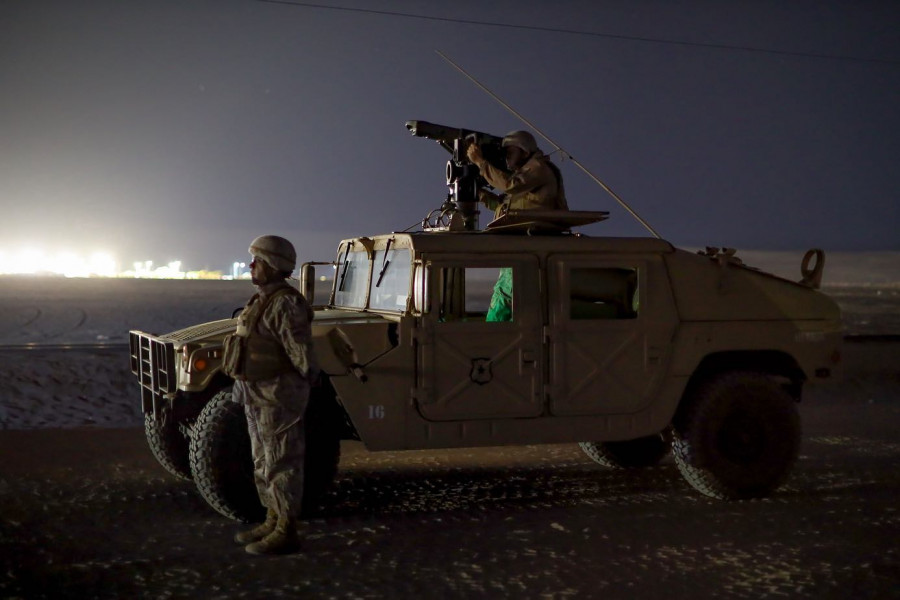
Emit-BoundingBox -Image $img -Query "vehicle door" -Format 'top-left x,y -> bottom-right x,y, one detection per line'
547,254 -> 678,416
415,254 -> 543,420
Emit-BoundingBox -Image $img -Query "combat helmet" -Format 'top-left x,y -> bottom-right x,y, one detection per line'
502,130 -> 538,154
249,235 -> 296,273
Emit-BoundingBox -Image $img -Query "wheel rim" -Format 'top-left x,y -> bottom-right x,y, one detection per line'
717,409 -> 766,465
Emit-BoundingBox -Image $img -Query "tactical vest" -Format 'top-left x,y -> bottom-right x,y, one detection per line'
222,285 -> 301,382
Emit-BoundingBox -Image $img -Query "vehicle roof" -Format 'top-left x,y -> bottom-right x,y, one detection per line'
340,231 -> 676,255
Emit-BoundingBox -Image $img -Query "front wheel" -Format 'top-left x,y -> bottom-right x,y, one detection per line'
144,407 -> 193,480
189,387 -> 342,522
189,389 -> 263,522
143,389 -> 219,481
672,371 -> 801,500
579,435 -> 668,469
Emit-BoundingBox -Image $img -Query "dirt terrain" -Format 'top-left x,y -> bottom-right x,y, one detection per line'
1,275 -> 898,597
1,339 -> 899,599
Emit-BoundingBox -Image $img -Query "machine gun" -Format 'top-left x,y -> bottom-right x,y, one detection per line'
406,120 -> 508,231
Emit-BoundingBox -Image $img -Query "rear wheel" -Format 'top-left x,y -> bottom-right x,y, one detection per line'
672,371 -> 801,500
189,387 -> 342,522
579,435 -> 668,469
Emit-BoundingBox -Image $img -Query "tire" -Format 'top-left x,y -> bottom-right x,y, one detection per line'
144,409 -> 192,481
579,435 -> 668,469
189,387 -> 341,522
303,387 -> 343,513
189,389 -> 262,522
672,371 -> 801,500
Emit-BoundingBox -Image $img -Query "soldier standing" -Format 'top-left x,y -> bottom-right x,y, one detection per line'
467,130 -> 568,321
223,235 -> 318,555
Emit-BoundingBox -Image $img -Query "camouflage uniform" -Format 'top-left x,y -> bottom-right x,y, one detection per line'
475,150 -> 568,220
231,280 -> 318,523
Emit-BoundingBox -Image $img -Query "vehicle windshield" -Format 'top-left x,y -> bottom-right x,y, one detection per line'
331,242 -> 412,312
370,247 -> 411,312
333,245 -> 370,308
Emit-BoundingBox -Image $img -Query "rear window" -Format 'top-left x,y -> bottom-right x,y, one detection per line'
569,267 -> 638,319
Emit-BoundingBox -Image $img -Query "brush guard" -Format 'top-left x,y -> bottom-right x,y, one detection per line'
129,331 -> 177,415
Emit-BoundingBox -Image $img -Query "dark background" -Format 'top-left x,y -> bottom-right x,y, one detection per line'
2,1 -> 898,271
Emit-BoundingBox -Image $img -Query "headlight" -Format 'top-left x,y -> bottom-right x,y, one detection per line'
188,347 -> 222,373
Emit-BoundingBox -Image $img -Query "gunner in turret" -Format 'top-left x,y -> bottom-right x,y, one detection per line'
467,131 -> 568,321
466,129 -> 568,219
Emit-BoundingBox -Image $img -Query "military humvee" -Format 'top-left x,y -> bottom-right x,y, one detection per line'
129,121 -> 842,522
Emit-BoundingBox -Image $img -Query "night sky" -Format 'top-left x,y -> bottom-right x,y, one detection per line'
2,1 -> 898,271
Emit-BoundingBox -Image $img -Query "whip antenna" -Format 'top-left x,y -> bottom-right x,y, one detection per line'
435,50 -> 661,239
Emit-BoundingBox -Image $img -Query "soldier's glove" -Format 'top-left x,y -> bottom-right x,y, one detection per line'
477,188 -> 503,209
466,143 -> 486,167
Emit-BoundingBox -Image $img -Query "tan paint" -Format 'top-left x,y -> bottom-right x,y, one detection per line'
131,231 -> 842,451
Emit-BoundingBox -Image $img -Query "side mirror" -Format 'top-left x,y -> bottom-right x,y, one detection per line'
799,249 -> 825,289
300,261 -> 336,306
413,262 -> 428,314
300,262 -> 315,301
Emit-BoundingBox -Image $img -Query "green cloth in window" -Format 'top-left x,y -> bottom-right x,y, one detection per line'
486,267 -> 513,322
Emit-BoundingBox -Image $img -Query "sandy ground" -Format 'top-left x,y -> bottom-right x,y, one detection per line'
0,339 -> 897,599
0,275 -> 898,598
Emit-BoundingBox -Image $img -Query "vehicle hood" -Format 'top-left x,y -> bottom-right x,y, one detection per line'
311,309 -> 397,377
312,308 -> 393,326
161,318 -> 237,345
158,308 -> 397,377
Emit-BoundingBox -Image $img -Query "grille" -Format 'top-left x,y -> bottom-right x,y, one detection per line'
129,331 -> 177,415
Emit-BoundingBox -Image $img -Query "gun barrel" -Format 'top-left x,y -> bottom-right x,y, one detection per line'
405,120 -> 466,143
406,120 -> 503,147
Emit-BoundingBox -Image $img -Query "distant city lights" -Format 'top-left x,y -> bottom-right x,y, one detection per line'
0,247 -> 237,279
0,248 -> 117,277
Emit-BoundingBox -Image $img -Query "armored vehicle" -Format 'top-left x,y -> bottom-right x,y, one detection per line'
129,121 -> 842,522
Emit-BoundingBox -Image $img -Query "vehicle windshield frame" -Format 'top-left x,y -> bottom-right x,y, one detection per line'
329,237 -> 413,313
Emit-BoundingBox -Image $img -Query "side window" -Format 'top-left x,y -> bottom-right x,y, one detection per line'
569,268 -> 638,320
437,266 -> 514,323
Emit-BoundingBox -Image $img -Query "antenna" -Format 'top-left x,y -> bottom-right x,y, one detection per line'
436,50 -> 661,239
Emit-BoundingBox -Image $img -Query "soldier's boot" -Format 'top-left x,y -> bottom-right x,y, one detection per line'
234,509 -> 277,545
245,517 -> 301,555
